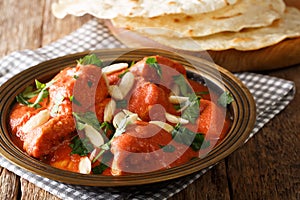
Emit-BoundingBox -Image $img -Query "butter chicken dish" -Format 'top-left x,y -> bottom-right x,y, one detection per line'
9,54 -> 233,176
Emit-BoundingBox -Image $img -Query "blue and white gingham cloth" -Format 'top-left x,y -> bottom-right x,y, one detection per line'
0,19 -> 295,200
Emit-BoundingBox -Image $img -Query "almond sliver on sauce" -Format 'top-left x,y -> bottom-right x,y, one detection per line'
78,156 -> 92,174
102,63 -> 128,74
84,124 -> 105,147
21,109 -> 50,133
149,121 -> 174,133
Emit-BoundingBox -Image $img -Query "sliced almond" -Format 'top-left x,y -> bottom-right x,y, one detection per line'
78,156 -> 91,174
122,109 -> 141,120
108,85 -> 124,100
89,148 -> 97,161
165,113 -> 189,124
84,124 -> 105,147
103,99 -> 116,122
113,110 -> 138,129
102,63 -> 128,74
170,84 -> 180,96
169,95 -> 189,104
102,73 -> 110,88
149,121 -> 174,133
22,109 -> 50,133
118,72 -> 135,97
176,103 -> 190,113
125,113 -> 139,125
113,111 -> 126,129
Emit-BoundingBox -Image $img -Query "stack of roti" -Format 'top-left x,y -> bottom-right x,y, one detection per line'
52,0 -> 300,71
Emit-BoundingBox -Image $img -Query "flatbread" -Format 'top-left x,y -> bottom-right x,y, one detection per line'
133,7 -> 300,51
52,0 -> 238,19
111,0 -> 286,37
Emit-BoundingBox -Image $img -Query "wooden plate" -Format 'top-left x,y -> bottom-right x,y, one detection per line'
105,20 -> 300,72
0,48 -> 256,186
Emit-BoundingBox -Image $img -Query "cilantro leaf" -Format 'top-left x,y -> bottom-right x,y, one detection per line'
87,80 -> 93,88
217,91 -> 234,107
77,54 -> 103,67
100,121 -> 115,139
146,57 -> 162,78
116,99 -> 127,109
181,94 -> 200,124
173,75 -> 192,96
73,111 -> 101,131
92,151 -> 112,174
92,114 -> 131,162
171,124 -> 208,151
118,69 -> 129,78
69,136 -> 93,156
130,60 -> 136,67
92,163 -> 108,174
16,79 -> 54,108
159,144 -> 176,153
70,95 -> 82,106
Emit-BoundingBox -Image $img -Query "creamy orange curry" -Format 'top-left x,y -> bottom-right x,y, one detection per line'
9,54 -> 232,175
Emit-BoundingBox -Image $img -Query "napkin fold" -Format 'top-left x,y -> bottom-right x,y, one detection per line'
0,19 -> 295,200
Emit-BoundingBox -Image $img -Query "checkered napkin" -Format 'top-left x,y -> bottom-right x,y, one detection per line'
0,19 -> 295,200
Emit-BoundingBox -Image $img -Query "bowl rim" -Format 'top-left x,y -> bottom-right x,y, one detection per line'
0,48 -> 256,187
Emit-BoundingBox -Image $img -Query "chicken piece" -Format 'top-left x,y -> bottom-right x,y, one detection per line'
23,114 -> 75,158
72,64 -> 108,113
128,80 -> 175,121
184,99 -> 230,140
129,55 -> 186,88
110,122 -> 198,175
10,65 -> 109,159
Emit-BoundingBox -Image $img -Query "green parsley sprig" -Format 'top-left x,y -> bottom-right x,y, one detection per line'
217,91 -> 234,107
92,114 -> 132,163
146,57 -> 162,78
77,54 -> 103,67
171,124 -> 209,151
16,79 -> 55,108
181,94 -> 200,124
69,135 -> 94,156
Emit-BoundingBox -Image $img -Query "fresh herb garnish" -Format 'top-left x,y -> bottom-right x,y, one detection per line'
69,136 -> 93,156
116,99 -> 127,108
77,54 -> 103,67
70,95 -> 82,106
92,152 -> 112,174
100,121 -> 115,138
171,124 -> 208,151
118,69 -> 129,78
16,79 -> 54,108
146,57 -> 162,78
196,91 -> 209,96
130,60 -> 136,67
217,91 -> 234,107
173,75 -> 192,96
73,75 -> 79,79
92,114 -> 132,162
87,80 -> 93,88
181,94 -> 200,124
159,144 -> 176,153
73,111 -> 101,131
173,104 -> 181,111
92,163 -> 109,174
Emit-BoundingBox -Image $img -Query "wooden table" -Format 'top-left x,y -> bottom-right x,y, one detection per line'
1,1 -> 299,199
